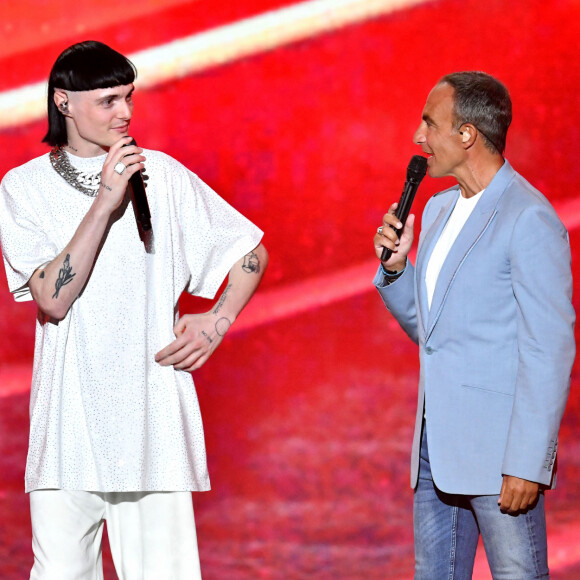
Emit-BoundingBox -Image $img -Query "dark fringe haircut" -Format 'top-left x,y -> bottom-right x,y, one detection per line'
43,41 -> 137,147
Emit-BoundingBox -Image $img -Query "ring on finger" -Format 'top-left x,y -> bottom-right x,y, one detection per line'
377,226 -> 383,234
114,161 -> 127,175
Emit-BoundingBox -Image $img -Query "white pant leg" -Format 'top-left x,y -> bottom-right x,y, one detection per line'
104,491 -> 202,580
29,489 -> 106,580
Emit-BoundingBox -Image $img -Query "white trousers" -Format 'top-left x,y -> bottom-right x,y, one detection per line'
29,490 -> 202,580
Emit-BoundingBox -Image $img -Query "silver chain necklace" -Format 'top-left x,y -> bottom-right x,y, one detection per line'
50,146 -> 102,197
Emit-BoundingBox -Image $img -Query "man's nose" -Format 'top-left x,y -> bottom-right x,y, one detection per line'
413,124 -> 426,144
119,101 -> 132,120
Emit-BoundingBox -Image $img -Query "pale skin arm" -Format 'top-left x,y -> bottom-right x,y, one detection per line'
28,136 -> 145,320
373,202 -> 415,272
155,243 -> 268,372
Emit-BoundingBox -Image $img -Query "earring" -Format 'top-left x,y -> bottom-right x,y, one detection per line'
60,102 -> 68,113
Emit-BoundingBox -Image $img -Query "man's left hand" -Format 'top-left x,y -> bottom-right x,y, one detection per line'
155,312 -> 230,372
498,475 -> 540,513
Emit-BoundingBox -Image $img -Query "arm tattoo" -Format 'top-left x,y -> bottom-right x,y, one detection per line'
242,250 -> 260,274
39,271 -> 45,278
52,253 -> 76,299
213,284 -> 232,314
215,317 -> 232,337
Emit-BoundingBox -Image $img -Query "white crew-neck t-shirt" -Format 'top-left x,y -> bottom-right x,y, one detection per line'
425,190 -> 483,309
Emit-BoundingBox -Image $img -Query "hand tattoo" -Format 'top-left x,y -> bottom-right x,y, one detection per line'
215,317 -> 231,337
201,330 -> 213,344
242,251 -> 260,274
213,284 -> 232,314
52,254 -> 76,299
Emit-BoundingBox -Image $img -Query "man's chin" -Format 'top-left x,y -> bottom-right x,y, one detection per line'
108,129 -> 130,142
99,135 -> 128,149
427,165 -> 439,178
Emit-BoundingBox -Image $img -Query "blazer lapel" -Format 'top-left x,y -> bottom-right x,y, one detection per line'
421,161 -> 517,342
416,191 -> 459,338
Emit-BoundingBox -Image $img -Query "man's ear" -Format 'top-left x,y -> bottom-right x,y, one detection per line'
458,123 -> 476,148
54,89 -> 69,115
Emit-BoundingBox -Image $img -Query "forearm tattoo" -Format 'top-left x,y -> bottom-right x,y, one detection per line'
213,284 -> 232,314
242,250 -> 260,274
215,317 -> 232,337
52,253 -> 76,299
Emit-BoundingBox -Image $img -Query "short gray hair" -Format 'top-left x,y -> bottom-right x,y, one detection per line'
439,71 -> 512,155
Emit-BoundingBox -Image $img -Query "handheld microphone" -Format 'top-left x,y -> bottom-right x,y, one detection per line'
380,155 -> 428,262
124,139 -> 152,231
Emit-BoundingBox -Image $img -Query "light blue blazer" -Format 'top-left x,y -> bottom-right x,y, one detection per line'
375,161 -> 575,495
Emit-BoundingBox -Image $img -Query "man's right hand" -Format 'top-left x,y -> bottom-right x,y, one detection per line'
28,137 -> 145,321
97,136 -> 145,214
373,202 -> 415,272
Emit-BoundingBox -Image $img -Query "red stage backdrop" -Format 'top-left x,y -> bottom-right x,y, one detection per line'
1,1 -> 580,578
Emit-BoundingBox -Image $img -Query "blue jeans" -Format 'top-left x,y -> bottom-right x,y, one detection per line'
414,425 -> 549,579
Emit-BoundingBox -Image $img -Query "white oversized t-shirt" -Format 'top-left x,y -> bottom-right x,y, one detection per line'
0,149 -> 263,493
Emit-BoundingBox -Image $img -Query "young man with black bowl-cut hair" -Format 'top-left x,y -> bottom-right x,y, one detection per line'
0,40 -> 268,578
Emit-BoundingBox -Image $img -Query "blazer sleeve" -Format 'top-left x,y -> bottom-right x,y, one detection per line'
372,193 -> 445,346
373,263 -> 419,344
501,202 -> 575,485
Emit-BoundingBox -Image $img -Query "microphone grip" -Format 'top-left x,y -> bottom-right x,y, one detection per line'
380,180 -> 418,262
129,170 -> 151,231
380,246 -> 393,262
123,139 -> 152,231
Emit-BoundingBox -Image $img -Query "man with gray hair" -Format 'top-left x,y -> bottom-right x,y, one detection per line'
373,72 -> 574,578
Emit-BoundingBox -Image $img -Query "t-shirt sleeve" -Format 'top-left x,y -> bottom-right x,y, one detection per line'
0,170 -> 60,301
175,167 -> 264,299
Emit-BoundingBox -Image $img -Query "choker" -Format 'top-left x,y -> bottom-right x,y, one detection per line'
50,147 -> 102,197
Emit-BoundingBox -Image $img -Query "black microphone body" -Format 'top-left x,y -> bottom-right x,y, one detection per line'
124,139 -> 152,231
129,169 -> 151,231
380,155 -> 428,262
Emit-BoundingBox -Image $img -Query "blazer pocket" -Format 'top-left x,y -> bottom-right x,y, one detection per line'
454,385 -> 513,451
461,382 -> 514,397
